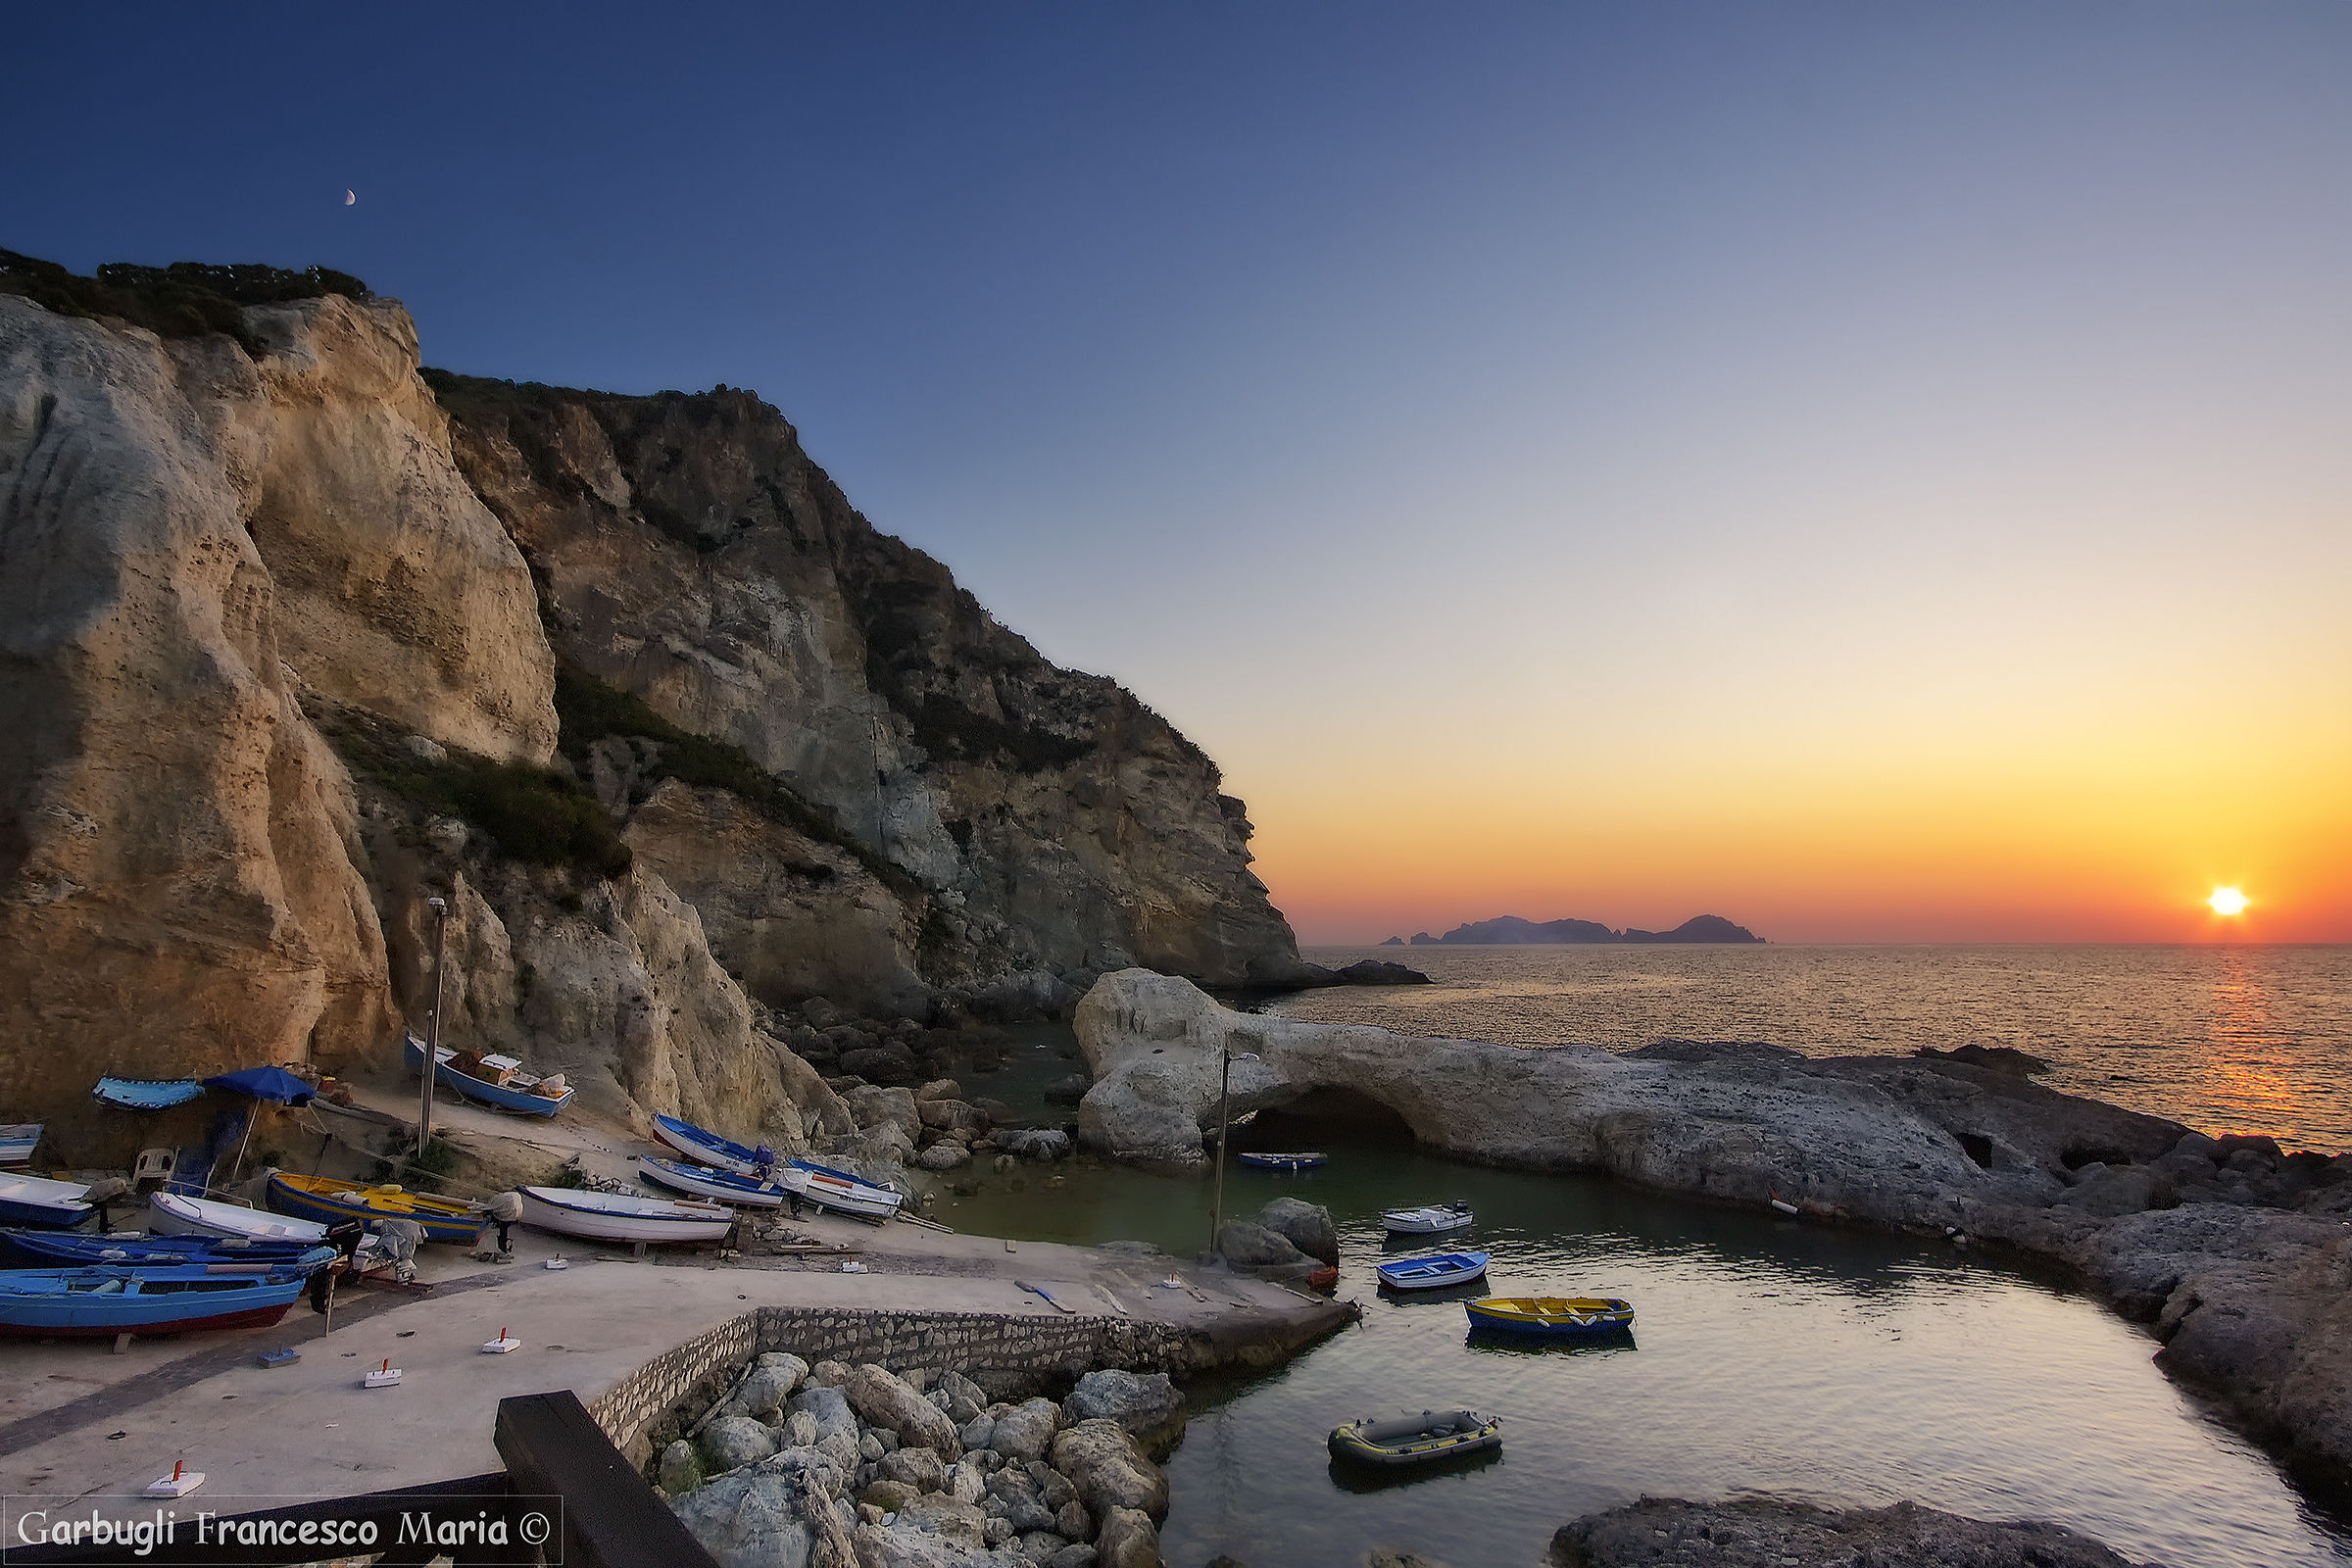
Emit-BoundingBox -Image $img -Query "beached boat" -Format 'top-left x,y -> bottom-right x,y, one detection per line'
0,1173 -> 96,1229
0,1229 -> 328,1270
147,1190 -> 327,1246
267,1172 -> 485,1245
404,1034 -> 573,1117
0,1262 -> 317,1338
777,1159 -> 906,1222
1381,1200 -> 1472,1235
638,1156 -> 784,1208
1327,1409 -> 1502,1469
516,1186 -> 732,1245
651,1113 -> 768,1178
1237,1152 -> 1327,1171
0,1125 -> 41,1165
1374,1250 -> 1491,1292
1463,1296 -> 1637,1339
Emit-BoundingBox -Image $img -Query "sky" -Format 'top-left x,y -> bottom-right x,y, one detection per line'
11,4 -> 2351,944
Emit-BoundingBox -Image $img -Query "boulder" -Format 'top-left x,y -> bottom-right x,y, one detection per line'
860,1478 -> 921,1515
946,1461 -> 989,1505
1049,1420 -> 1168,1523
1551,1495 -> 2160,1567
788,1384 -> 860,1446
1049,1547 -> 1099,1568
845,1363 -> 963,1455
849,1085 -> 925,1144
670,1465 -> 857,1568
735,1351 -> 810,1419
842,1044 -> 922,1085
1255,1197 -> 1338,1263
920,1099 -> 992,1136
983,1467 -> 1060,1534
699,1415 -> 779,1472
1017,1531 -> 1069,1563
919,1141 -> 974,1171
878,1447 -> 947,1494
939,1369 -> 991,1422
782,1409 -> 821,1449
989,1398 -> 1062,1462
1044,1074 -> 1092,1107
997,1129 -> 1074,1161
1093,1508 -> 1163,1568
915,1078 -> 964,1102
1054,1500 -> 1091,1542
959,1414 -> 998,1451
1061,1371 -> 1185,1459
1214,1221 -> 1305,1269
658,1440 -> 705,1495
894,1493 -> 987,1548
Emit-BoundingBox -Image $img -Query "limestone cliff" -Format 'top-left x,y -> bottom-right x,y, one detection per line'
427,372 -> 1303,1001
0,256 -> 1299,1152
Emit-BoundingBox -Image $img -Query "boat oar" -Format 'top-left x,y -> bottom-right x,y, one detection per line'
1014,1279 -> 1077,1314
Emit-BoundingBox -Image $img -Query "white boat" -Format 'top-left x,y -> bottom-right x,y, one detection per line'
0,1125 -> 41,1165
778,1159 -> 905,1222
0,1172 -> 94,1228
147,1191 -> 328,1245
638,1156 -> 784,1208
1382,1200 -> 1473,1235
516,1186 -> 732,1245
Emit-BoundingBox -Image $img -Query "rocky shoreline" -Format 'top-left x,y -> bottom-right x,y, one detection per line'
658,1348 -> 1197,1568
1072,970 -> 2352,1508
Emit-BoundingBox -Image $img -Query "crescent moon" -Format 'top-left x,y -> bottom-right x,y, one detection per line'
345,190 -> 357,206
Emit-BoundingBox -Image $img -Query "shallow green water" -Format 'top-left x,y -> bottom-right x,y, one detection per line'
941,1034 -> 2352,1567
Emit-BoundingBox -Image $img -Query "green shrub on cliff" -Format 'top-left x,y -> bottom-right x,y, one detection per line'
0,249 -> 368,346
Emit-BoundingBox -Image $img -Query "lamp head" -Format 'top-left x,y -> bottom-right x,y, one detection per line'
427,896 -> 447,914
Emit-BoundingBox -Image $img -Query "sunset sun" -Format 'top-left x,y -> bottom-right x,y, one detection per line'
2208,886 -> 2249,917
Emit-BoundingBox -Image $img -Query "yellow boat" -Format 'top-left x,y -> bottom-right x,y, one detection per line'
267,1172 -> 485,1246
1462,1295 -> 1636,1339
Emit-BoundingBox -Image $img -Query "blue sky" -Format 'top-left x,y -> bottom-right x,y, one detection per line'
13,4 -> 2351,940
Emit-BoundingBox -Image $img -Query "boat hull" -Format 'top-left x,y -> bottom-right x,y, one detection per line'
0,1268 -> 307,1336
651,1114 -> 763,1178
1381,1204 -> 1472,1235
1463,1296 -> 1636,1338
1328,1410 -> 1502,1469
0,1229 -> 326,1270
517,1186 -> 732,1245
267,1173 -> 484,1245
405,1035 -> 572,1117
0,1126 -> 41,1165
1238,1152 -> 1327,1171
779,1160 -> 904,1221
640,1157 -> 784,1208
1374,1250 -> 1491,1292
0,1173 -> 96,1230
148,1192 -> 327,1245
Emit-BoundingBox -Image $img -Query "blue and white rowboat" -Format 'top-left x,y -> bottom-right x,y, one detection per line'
0,1228 -> 329,1270
147,1191 -> 328,1246
650,1114 -> 768,1178
779,1159 -> 905,1222
405,1035 -> 572,1117
1374,1250 -> 1491,1292
0,1262 -> 319,1338
0,1173 -> 96,1230
0,1125 -> 41,1165
516,1186 -> 732,1245
639,1156 -> 784,1208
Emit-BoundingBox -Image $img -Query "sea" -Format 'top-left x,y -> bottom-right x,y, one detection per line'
937,945 -> 2352,1566
1265,943 -> 2352,1152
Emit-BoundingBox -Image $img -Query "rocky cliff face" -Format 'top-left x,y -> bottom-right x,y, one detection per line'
0,266 -> 1298,1152
428,372 -> 1302,999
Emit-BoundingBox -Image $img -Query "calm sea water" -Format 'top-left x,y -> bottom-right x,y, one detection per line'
1267,944 -> 2352,1152
942,1038 -> 2352,1568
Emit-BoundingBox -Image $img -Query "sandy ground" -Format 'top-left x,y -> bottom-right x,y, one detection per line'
0,1092 -> 1343,1530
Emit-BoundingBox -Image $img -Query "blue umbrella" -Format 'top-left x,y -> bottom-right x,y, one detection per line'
201,1067 -> 316,1106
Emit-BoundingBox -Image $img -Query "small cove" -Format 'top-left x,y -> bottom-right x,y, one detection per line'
941,1034 -> 2352,1566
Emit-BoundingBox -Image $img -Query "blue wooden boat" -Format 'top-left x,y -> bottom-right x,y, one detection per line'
91,1077 -> 205,1110
0,1173 -> 96,1229
639,1156 -> 784,1208
651,1113 -> 767,1177
0,1261 -> 318,1338
0,1229 -> 327,1270
1238,1152 -> 1327,1171
1463,1296 -> 1636,1339
1374,1250 -> 1491,1292
0,1125 -> 41,1165
405,1034 -> 572,1116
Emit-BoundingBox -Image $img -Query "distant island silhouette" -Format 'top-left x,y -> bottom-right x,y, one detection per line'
1380,913 -> 1764,946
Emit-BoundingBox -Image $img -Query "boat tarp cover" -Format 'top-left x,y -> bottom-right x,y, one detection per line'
91,1078 -> 204,1111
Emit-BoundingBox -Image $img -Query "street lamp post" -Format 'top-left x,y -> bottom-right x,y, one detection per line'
413,895 -> 449,1175
1206,1046 -> 1258,1257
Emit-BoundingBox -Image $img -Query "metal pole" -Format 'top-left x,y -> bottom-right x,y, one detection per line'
1208,1046 -> 1231,1256
414,896 -> 449,1176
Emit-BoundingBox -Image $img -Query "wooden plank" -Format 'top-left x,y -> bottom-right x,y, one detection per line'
495,1390 -> 721,1568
